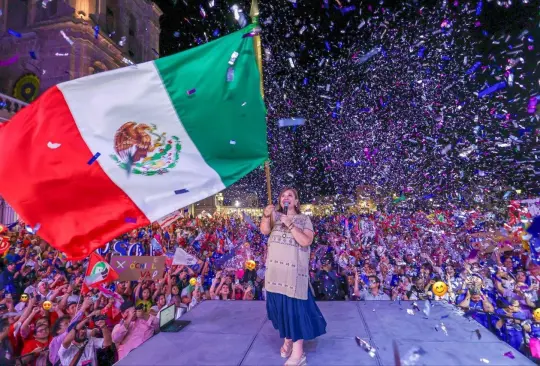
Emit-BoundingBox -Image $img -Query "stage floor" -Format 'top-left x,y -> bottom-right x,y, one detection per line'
116,300 -> 533,366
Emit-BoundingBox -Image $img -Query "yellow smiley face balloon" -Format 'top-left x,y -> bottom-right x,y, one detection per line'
189,278 -> 197,286
42,300 -> 52,311
245,260 -> 256,271
534,308 -> 540,322
432,281 -> 448,297
20,294 -> 29,302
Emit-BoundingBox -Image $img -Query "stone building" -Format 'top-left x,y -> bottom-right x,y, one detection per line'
0,0 -> 162,103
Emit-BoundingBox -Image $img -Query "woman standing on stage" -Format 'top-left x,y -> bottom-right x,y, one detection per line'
260,187 -> 327,366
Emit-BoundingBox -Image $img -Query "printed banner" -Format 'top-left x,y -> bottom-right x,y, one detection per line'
110,256 -> 165,281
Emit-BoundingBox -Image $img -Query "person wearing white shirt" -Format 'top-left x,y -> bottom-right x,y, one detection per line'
59,316 -> 111,366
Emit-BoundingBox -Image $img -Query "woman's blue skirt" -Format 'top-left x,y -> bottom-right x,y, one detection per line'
266,290 -> 327,342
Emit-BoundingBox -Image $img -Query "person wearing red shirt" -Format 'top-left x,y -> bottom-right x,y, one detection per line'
20,322 -> 51,366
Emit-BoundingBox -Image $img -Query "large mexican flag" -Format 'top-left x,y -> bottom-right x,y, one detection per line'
0,24 -> 267,260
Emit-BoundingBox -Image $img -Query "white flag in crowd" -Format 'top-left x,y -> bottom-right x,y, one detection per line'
156,209 -> 184,228
172,247 -> 198,266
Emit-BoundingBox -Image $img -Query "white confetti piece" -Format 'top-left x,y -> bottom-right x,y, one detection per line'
47,142 -> 61,149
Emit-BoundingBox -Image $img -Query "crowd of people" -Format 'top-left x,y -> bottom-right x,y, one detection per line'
0,203 -> 538,365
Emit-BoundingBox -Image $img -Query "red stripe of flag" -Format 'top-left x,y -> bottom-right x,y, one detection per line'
0,86 -> 149,260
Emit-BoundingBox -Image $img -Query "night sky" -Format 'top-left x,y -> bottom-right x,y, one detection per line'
151,0 -> 539,212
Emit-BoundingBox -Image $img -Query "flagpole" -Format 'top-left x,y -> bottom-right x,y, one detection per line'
250,0 -> 272,205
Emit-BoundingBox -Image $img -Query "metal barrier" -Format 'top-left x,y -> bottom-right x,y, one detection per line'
465,309 -> 533,359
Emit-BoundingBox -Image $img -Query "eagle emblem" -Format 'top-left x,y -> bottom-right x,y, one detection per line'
110,122 -> 181,176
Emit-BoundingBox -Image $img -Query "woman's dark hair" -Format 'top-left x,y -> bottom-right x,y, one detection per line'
275,187 -> 301,214
52,315 -> 71,336
220,283 -> 233,300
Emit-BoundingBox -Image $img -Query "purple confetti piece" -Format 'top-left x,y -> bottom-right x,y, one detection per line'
503,351 -> 514,359
242,30 -> 261,38
465,61 -> 481,75
478,81 -> 506,98
87,152 -> 101,165
226,67 -> 235,82
93,25 -> 99,39
0,55 -> 19,67
174,189 -> 189,195
242,26 -> 260,38
187,88 -> 196,95
125,217 -> 137,223
8,29 -> 21,38
340,5 -> 356,14
476,0 -> 482,15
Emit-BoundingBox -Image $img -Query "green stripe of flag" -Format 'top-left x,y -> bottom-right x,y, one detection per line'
154,24 -> 268,187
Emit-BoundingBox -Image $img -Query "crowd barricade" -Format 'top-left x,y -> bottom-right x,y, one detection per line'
466,309 -> 534,360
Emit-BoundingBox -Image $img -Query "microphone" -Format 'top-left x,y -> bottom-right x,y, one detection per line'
284,202 -> 289,212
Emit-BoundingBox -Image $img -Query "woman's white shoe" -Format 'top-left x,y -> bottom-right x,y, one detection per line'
284,353 -> 307,366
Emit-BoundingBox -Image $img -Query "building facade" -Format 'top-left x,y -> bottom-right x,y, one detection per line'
0,0 -> 162,224
0,0 -> 162,103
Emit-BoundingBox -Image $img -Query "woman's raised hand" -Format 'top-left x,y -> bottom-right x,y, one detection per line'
263,204 -> 275,217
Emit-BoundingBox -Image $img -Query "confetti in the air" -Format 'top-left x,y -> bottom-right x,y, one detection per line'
87,152 -> 101,165
0,55 -> 19,67
47,142 -> 61,149
60,30 -> 74,45
8,29 -> 21,38
143,0 -> 538,216
25,223 -> 41,235
229,51 -> 239,65
278,118 -> 306,128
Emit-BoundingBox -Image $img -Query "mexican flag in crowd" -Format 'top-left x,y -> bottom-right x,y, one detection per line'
82,252 -> 119,294
0,24 -> 267,260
